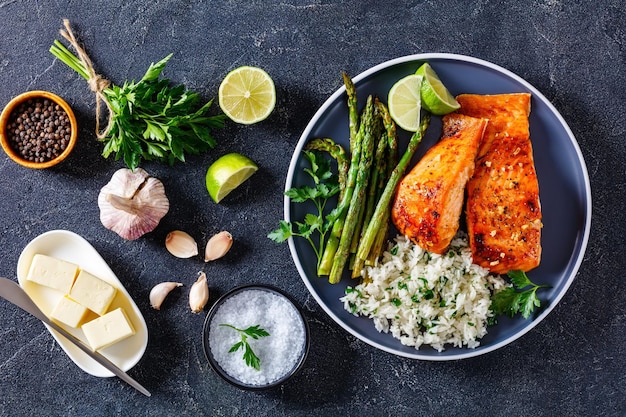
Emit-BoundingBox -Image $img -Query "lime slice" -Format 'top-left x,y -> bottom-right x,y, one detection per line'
218,66 -> 276,125
206,153 -> 258,203
415,63 -> 460,115
388,74 -> 423,132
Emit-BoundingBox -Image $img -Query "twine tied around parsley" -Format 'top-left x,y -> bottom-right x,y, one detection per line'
58,19 -> 113,139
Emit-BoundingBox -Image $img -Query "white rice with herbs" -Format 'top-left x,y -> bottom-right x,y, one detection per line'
341,232 -> 507,352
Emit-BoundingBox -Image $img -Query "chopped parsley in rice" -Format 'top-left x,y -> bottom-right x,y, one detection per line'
341,232 -> 507,352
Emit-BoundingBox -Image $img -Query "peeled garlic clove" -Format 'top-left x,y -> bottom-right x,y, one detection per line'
189,272 -> 209,313
204,231 -> 233,262
150,282 -> 183,310
166,230 -> 199,258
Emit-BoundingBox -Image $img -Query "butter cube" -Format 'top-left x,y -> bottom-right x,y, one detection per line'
69,270 -> 117,316
50,295 -> 88,328
81,308 -> 136,351
26,254 -> 79,293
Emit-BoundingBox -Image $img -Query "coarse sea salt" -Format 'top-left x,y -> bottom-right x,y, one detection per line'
208,289 -> 306,386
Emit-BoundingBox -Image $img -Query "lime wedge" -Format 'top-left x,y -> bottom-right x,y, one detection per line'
206,153 -> 258,203
218,66 -> 276,124
387,74 -> 423,132
415,63 -> 460,115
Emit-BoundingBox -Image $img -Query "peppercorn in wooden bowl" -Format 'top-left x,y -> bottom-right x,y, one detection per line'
0,90 -> 77,169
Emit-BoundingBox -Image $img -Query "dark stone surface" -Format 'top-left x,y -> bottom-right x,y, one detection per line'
0,1 -> 624,416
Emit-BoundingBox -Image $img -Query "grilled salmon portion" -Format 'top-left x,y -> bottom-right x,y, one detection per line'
457,93 -> 542,274
392,113 -> 487,254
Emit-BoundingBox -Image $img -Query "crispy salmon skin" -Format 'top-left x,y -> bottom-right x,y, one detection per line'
392,113 -> 487,254
457,93 -> 542,273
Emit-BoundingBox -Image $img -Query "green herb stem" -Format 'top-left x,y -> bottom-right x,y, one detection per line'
50,40 -> 90,81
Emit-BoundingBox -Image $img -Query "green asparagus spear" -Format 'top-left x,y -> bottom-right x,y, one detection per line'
349,111 -> 383,253
356,113 -> 431,263
329,96 -> 376,284
343,72 -> 359,145
365,101 -> 398,265
317,73 -> 363,276
361,107 -> 388,237
351,119 -> 388,277
377,100 -> 398,162
366,210 -> 390,265
317,114 -> 366,275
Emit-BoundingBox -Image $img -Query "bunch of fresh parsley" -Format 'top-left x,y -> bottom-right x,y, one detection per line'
268,150 -> 340,269
51,33 -> 225,171
99,54 -> 226,170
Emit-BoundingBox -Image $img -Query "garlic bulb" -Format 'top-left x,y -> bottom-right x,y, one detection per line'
98,168 -> 169,240
189,272 -> 209,313
204,231 -> 233,262
150,282 -> 183,310
165,230 -> 199,258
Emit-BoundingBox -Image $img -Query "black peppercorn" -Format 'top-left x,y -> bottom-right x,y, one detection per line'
5,97 -> 71,163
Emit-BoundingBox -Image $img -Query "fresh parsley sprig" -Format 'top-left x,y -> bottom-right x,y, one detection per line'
267,150 -> 340,269
220,324 -> 270,371
490,270 -> 551,321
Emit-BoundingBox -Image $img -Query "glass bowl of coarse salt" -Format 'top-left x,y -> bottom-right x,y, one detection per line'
202,284 -> 309,390
0,91 -> 78,169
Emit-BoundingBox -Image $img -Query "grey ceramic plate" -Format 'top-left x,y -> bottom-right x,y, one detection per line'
285,53 -> 591,360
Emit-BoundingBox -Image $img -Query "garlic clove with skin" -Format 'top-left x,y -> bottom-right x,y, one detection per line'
189,272 -> 209,313
150,282 -> 183,310
98,168 -> 169,240
165,230 -> 199,258
204,231 -> 233,262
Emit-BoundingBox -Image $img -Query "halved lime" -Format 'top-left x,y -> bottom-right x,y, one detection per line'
218,66 -> 276,125
415,63 -> 460,115
388,74 -> 423,132
206,153 -> 258,203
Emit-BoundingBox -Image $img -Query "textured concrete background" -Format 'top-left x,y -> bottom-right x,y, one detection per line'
0,1 -> 624,416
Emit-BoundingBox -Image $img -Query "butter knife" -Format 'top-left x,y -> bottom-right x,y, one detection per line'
0,277 -> 151,397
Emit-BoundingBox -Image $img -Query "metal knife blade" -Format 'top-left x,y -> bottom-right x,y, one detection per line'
0,277 -> 151,397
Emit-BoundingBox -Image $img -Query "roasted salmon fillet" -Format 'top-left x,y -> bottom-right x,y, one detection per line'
392,113 -> 487,254
457,93 -> 542,274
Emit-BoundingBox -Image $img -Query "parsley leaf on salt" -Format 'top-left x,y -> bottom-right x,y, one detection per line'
220,324 -> 270,371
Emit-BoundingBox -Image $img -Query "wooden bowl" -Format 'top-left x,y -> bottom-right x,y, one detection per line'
0,90 -> 78,169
